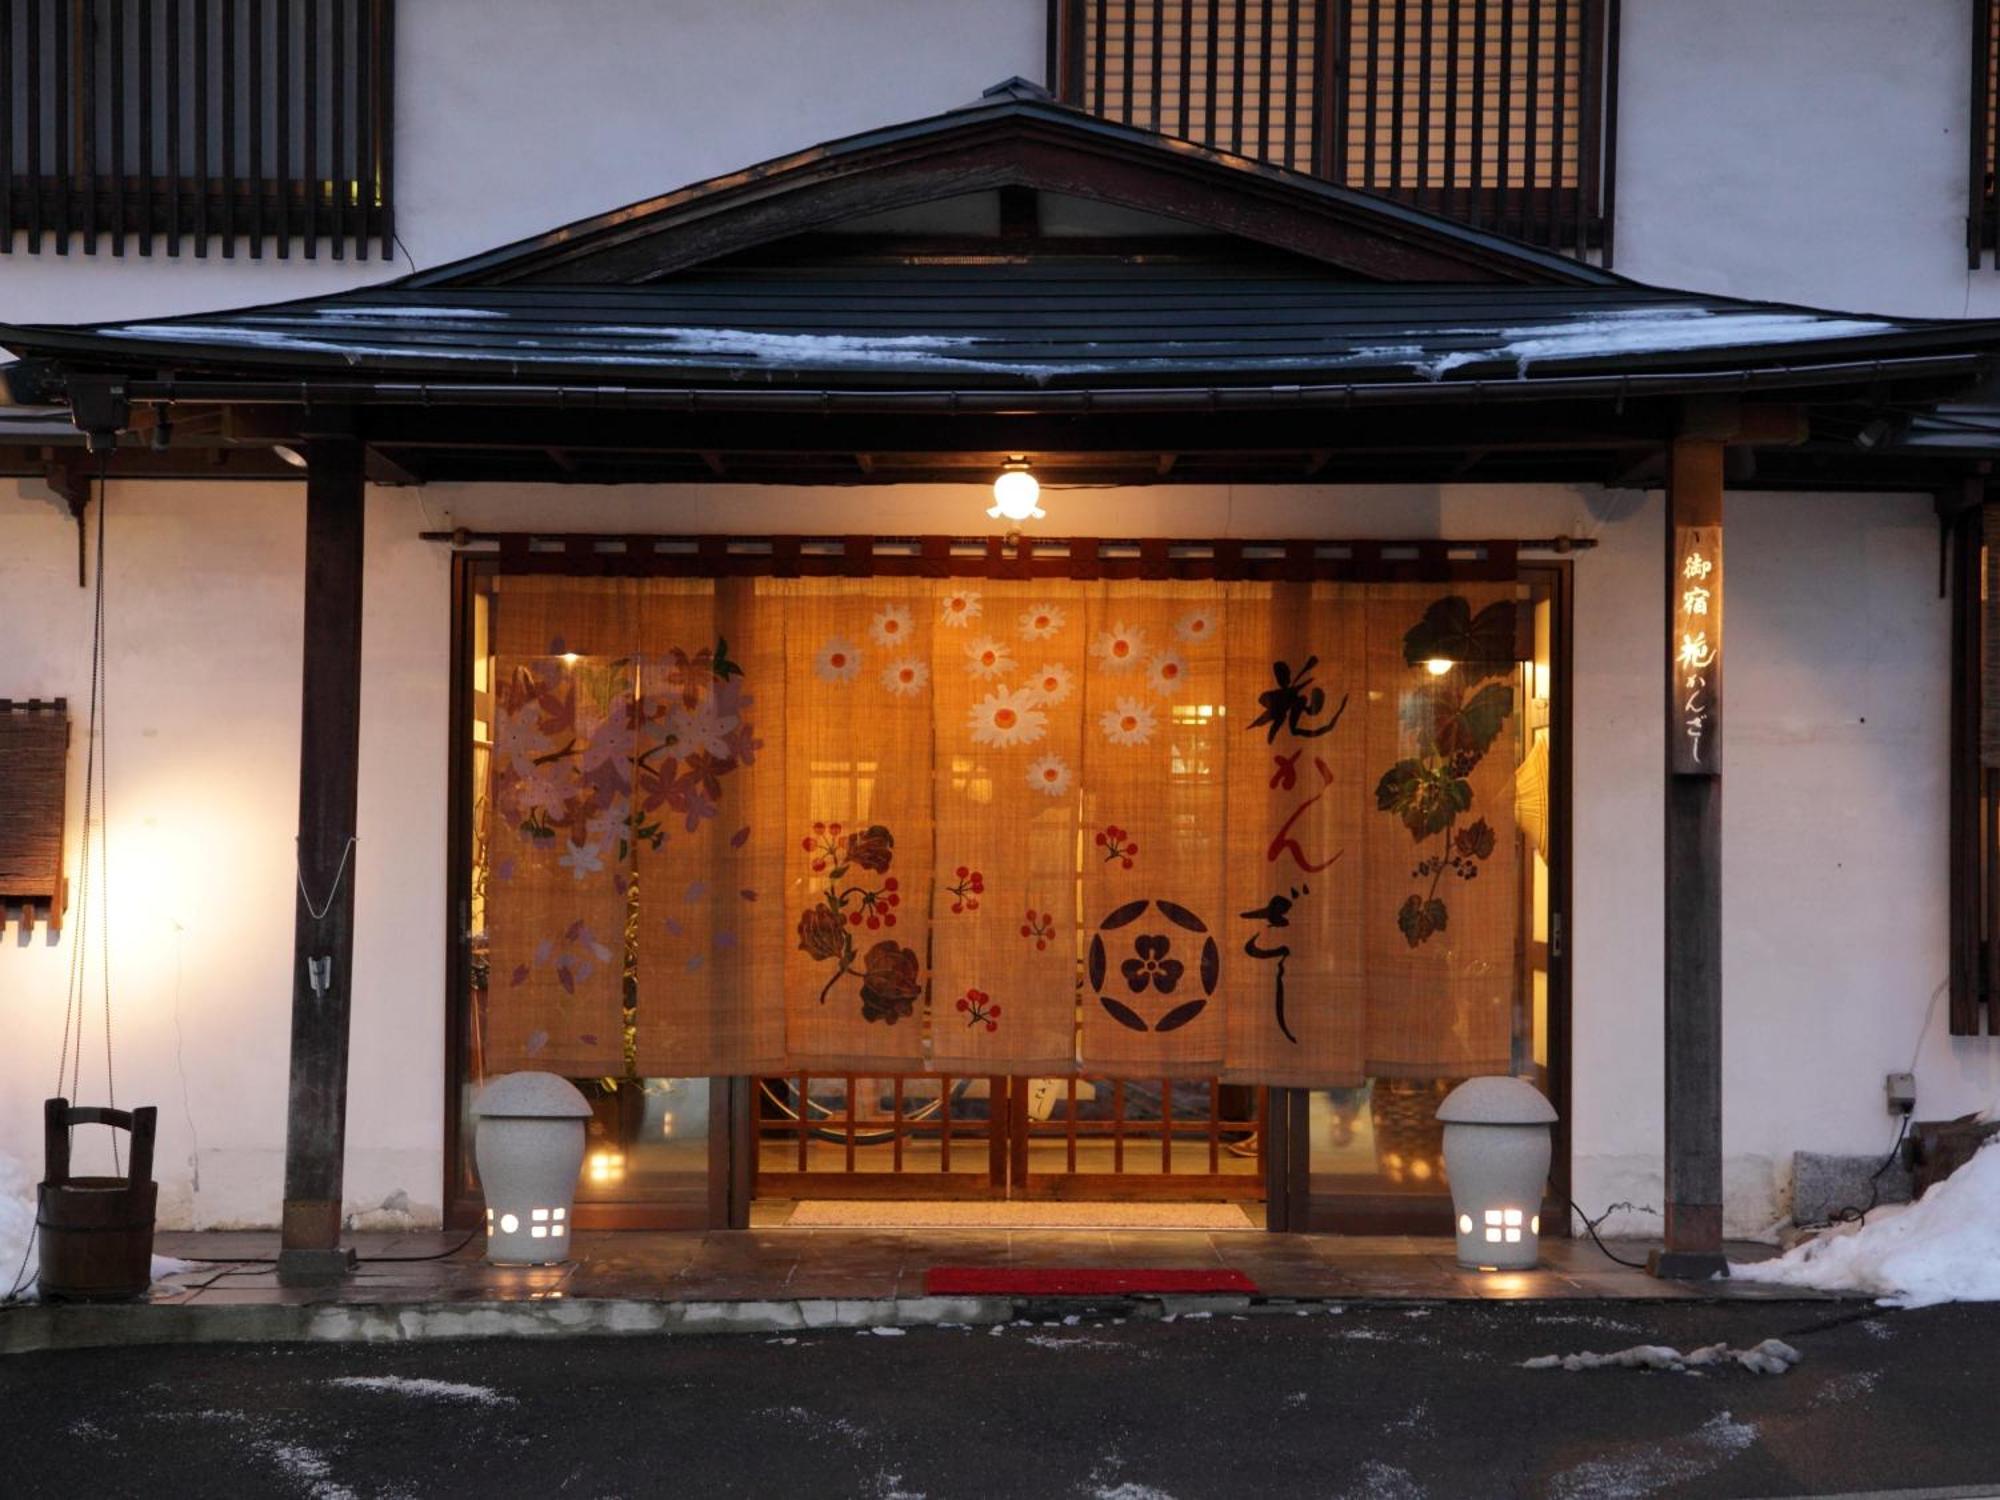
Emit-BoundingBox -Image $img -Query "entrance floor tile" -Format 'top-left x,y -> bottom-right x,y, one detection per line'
125,1227 -> 1827,1313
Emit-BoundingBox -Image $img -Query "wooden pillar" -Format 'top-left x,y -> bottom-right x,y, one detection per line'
1652,435 -> 1729,1279
277,431 -> 366,1284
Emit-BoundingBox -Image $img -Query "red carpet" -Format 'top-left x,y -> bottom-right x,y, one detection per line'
923,1267 -> 1258,1297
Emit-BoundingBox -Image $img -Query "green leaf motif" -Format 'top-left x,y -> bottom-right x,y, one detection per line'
1438,682 -> 1515,758
1375,758 -> 1473,842
1397,894 -> 1450,948
1402,597 -> 1518,683
1454,817 -> 1497,861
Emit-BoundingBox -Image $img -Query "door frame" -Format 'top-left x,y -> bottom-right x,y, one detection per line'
1276,559 -> 1574,1234
444,544 -> 1572,1234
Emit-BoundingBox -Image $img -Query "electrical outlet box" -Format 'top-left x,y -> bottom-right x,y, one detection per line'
1885,1072 -> 1917,1114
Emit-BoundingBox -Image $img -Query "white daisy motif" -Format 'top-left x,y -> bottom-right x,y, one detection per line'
1175,609 -> 1217,644
1148,650 -> 1189,696
939,590 -> 983,628
870,603 -> 914,648
1026,754 -> 1073,797
814,637 -> 863,684
1027,662 -> 1074,706
968,687 -> 1048,748
965,636 -> 1016,679
1091,622 -> 1148,670
1100,697 -> 1158,746
881,658 -> 930,696
1018,603 -> 1067,640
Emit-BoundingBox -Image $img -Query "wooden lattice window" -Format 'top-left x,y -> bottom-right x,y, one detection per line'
0,698 -> 68,937
1972,0 -> 1999,266
1051,0 -> 1619,261
1,0 -> 395,259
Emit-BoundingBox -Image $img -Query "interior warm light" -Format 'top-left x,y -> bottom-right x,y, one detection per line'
587,1150 -> 625,1183
1425,657 -> 1455,676
560,652 -> 581,666
988,459 -> 1045,523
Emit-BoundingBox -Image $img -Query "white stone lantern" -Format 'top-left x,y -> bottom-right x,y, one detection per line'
1437,1076 -> 1558,1271
472,1072 -> 592,1265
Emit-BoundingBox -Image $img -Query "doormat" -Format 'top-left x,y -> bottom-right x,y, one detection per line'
785,1200 -> 1257,1230
924,1267 -> 1260,1296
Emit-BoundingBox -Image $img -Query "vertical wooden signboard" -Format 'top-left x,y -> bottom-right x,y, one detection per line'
1671,525 -> 1722,775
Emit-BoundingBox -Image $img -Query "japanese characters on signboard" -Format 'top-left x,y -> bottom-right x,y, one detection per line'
1672,525 -> 1721,775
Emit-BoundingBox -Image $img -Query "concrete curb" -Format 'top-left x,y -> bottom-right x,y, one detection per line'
0,1293 -> 1017,1354
0,1283 -> 1850,1354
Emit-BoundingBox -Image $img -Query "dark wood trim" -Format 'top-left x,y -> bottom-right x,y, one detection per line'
277,429 -> 365,1280
1949,496 -> 1987,1036
450,532 -> 1538,584
1538,559 -> 1577,1217
1656,434 -> 1726,1277
441,548 -> 475,1230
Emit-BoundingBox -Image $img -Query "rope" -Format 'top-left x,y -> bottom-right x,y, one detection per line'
297,836 -> 358,923
54,459 -> 119,1173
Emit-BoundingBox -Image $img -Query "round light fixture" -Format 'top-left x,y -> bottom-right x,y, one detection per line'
1424,657 -> 1455,677
989,459 -> 1045,523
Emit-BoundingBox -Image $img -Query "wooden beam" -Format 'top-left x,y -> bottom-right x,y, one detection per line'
277,432 -> 366,1285
1653,433 -> 1728,1279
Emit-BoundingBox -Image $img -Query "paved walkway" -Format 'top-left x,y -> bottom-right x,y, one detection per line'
0,1228 -> 1830,1354
149,1227 -> 1809,1304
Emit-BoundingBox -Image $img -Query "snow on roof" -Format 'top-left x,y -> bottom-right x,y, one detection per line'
1732,1136 -> 2000,1307
1418,307 -> 1902,380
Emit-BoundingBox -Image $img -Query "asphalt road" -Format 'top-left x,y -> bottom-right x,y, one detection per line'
6,1300 -> 2000,1499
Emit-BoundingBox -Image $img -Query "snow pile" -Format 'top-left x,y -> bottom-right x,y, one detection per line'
328,1375 -> 514,1407
0,1150 -> 39,1299
1523,1338 -> 1800,1375
1733,1137 -> 2000,1307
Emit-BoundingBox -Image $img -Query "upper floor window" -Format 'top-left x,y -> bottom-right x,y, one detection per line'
1050,0 -> 1619,261
2,0 -> 394,259
1972,0 -> 1998,266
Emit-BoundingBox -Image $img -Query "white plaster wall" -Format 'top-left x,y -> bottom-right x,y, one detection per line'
8,477 -> 1994,1234
1614,0 -> 1993,318
0,0 -> 1046,322
10,0 -> 2000,324
0,477 -> 447,1228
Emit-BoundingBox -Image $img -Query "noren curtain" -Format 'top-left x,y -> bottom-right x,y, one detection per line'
481,574 -> 1526,1086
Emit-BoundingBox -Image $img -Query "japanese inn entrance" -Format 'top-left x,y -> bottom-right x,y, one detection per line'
445,545 -> 1569,1231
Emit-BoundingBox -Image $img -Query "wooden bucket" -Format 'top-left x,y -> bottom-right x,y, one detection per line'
37,1097 -> 159,1302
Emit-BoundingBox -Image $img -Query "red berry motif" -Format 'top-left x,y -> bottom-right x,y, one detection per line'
945,866 -> 985,914
1020,907 -> 1056,951
959,988 -> 1000,1031
1095,826 -> 1138,869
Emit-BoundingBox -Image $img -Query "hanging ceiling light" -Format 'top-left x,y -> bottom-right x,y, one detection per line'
988,457 -> 1045,523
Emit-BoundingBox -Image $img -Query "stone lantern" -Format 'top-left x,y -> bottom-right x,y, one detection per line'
1437,1076 -> 1558,1271
472,1072 -> 591,1265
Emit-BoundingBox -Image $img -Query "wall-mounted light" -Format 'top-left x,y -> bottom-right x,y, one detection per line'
988,457 -> 1045,523
1424,658 -> 1455,677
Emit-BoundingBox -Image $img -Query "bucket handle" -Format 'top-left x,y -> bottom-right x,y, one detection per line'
43,1097 -> 157,1195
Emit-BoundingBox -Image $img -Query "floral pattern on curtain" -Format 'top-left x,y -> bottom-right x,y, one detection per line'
479,573 -> 1526,1087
